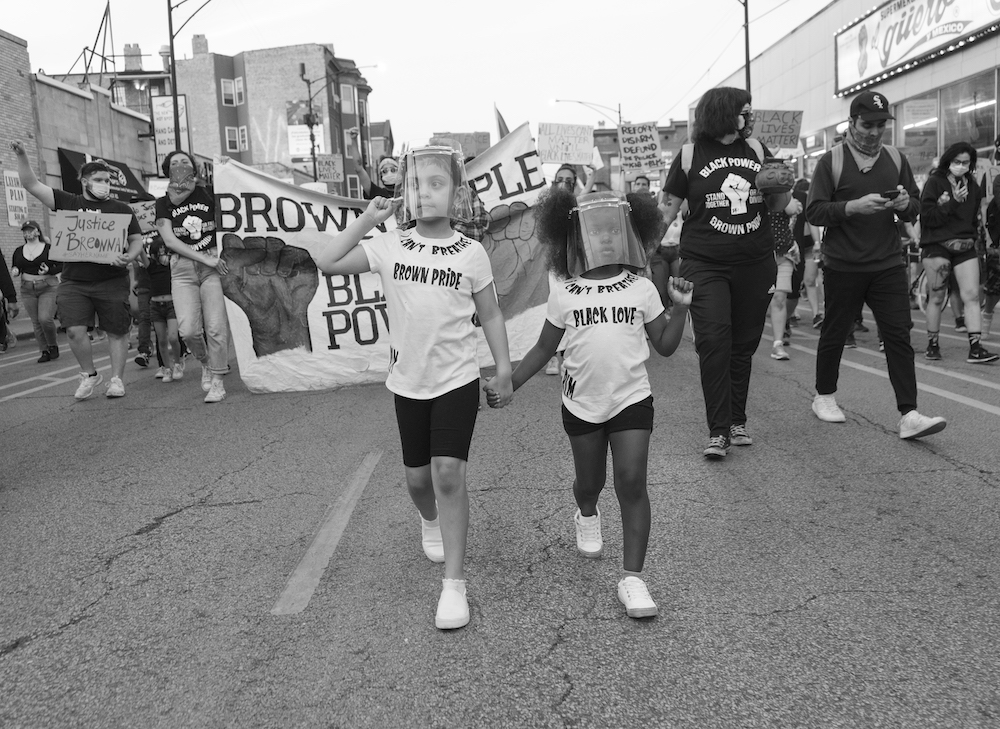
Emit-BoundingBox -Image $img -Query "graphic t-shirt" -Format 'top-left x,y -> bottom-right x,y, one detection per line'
363,228 -> 495,399
53,190 -> 142,282
546,269 -> 665,423
154,186 -> 217,253
663,137 -> 774,265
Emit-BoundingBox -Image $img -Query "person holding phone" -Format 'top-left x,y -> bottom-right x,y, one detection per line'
806,90 -> 946,440
918,142 -> 998,363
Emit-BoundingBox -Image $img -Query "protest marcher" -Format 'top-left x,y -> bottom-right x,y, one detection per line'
0,251 -> 19,353
486,189 -> 692,619
145,236 -> 182,382
660,87 -> 787,458
918,142 -> 998,363
11,220 -> 62,362
805,90 -> 946,439
131,239 -> 153,369
768,200 -> 803,361
12,142 -> 143,398
350,128 -> 399,200
631,175 -> 651,194
155,150 -> 230,404
792,179 -> 824,328
311,144 -> 513,630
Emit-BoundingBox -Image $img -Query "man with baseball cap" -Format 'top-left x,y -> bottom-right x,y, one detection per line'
11,140 -> 143,399
805,90 -> 947,440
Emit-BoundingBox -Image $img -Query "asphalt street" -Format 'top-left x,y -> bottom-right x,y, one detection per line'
1,306 -> 999,728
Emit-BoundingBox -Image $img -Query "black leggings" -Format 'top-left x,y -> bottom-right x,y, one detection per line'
680,255 -> 776,437
394,379 -> 480,467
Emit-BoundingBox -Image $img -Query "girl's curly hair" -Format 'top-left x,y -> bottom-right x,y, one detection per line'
535,189 -> 664,279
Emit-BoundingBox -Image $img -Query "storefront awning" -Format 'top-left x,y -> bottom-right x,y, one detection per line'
58,148 -> 154,202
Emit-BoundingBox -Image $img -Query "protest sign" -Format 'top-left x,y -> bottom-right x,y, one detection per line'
48,210 -> 131,264
316,154 -> 344,183
618,122 -> 663,179
151,95 -> 191,171
128,200 -> 158,233
4,170 -> 28,227
537,123 -> 593,165
214,148 -> 548,393
752,110 -> 803,152
431,132 -> 491,158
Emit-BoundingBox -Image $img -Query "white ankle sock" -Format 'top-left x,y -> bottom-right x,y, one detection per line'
442,578 -> 466,595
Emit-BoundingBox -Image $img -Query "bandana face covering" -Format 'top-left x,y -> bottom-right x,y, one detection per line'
846,123 -> 884,158
168,161 -> 197,204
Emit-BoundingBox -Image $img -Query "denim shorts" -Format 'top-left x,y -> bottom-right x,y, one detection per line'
150,299 -> 177,324
57,277 -> 131,335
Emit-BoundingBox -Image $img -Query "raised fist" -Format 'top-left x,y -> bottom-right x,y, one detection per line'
220,233 -> 319,357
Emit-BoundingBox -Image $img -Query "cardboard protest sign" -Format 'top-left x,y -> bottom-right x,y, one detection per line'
619,122 -> 663,179
128,200 -> 158,233
48,210 -> 131,264
215,146 -> 548,394
752,110 -> 803,152
5,170 -> 28,227
537,123 -> 594,165
316,154 -> 344,183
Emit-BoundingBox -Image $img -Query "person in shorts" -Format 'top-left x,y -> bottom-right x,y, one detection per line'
12,142 -> 142,399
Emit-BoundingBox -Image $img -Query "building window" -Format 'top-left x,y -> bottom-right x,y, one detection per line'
344,131 -> 353,159
239,126 -> 249,151
347,174 -> 361,199
900,93 -> 939,182
942,71 -> 995,155
340,83 -> 355,115
222,79 -> 236,106
234,77 -> 245,105
225,126 -> 240,152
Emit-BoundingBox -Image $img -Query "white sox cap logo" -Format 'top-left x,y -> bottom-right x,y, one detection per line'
873,95 -> 885,109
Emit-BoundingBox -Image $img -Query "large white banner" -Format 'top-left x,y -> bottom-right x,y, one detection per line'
836,0 -> 1000,94
215,126 -> 550,393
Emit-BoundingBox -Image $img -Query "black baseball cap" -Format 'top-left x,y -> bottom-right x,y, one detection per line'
20,220 -> 41,232
850,91 -> 895,122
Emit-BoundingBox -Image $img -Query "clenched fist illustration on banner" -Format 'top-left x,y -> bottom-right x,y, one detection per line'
221,233 -> 319,357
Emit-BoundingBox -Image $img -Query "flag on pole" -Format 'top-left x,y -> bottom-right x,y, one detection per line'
495,104 -> 511,140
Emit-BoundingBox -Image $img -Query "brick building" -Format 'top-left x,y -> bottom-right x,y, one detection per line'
175,35 -> 377,196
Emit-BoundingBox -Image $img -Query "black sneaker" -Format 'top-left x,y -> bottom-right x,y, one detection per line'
703,435 -> 731,459
845,333 -> 857,349
967,343 -> 999,364
925,342 -> 942,360
955,316 -> 967,333
37,350 -> 52,363
48,345 -> 60,360
788,314 -> 800,327
134,352 -> 150,368
812,314 -> 824,329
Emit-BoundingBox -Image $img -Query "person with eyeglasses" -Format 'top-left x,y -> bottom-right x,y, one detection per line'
11,142 -> 143,398
11,220 -> 63,362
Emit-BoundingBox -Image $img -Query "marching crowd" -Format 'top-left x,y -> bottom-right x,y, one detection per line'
3,85 -> 998,629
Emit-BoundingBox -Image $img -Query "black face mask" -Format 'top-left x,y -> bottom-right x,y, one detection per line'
739,111 -> 755,139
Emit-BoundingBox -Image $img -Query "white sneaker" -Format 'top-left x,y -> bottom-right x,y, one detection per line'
162,367 -> 174,383
771,342 -> 790,360
574,508 -> 603,558
812,394 -> 846,423
545,356 -> 560,375
617,576 -> 658,618
172,361 -> 185,380
105,376 -> 125,398
421,516 -> 445,563
154,366 -> 169,379
899,410 -> 947,440
435,579 -> 469,630
73,372 -> 103,400
201,366 -> 213,392
204,380 -> 226,403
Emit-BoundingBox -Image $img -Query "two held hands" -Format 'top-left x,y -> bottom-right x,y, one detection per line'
482,374 -> 513,410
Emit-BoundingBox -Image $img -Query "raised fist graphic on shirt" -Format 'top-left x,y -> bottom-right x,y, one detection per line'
220,233 -> 319,357
182,215 -> 203,241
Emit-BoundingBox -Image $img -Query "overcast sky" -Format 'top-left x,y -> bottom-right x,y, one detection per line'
4,0 -> 832,144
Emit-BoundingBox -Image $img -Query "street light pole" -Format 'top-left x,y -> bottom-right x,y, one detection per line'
299,64 -> 318,182
738,0 -> 751,92
167,0 -> 180,148
554,99 -> 622,127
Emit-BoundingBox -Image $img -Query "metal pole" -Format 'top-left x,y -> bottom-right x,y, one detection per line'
744,0 -> 751,92
167,0 -> 181,148
306,78 -> 317,181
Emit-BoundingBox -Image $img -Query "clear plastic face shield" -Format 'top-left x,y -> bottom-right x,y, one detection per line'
397,144 -> 474,225
566,192 -> 648,277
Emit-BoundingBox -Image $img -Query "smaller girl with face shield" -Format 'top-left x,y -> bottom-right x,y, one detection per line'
485,190 -> 693,619
312,143 -> 513,631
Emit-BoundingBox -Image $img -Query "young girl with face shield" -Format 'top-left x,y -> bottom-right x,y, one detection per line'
485,190 -> 693,619
312,144 -> 513,631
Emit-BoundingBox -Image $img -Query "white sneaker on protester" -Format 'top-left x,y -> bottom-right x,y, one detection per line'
812,394 -> 846,423
172,361 -> 185,380
574,508 -> 603,559
771,342 -> 790,360
545,356 -> 560,375
898,410 -> 947,440
162,367 -> 174,383
617,576 -> 658,618
154,366 -> 169,379
201,366 -> 213,392
105,376 -> 125,398
204,380 -> 226,403
421,516 -> 444,563
435,579 -> 469,630
73,372 -> 103,400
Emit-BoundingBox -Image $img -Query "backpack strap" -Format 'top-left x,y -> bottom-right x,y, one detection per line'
831,143 -> 844,191
681,143 -> 694,176
883,145 -> 901,179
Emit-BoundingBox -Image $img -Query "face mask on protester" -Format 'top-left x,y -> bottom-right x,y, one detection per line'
167,157 -> 198,202
86,179 -> 112,200
847,122 -> 884,157
739,110 -> 754,140
949,162 -> 970,179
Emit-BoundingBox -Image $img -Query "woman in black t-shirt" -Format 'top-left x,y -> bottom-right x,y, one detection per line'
12,220 -> 63,362
661,87 -> 785,459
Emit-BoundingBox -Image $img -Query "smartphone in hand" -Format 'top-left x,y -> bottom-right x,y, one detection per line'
883,189 -> 901,200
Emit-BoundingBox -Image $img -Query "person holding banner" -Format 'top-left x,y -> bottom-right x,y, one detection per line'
660,88 -> 785,459
311,144 -> 513,631
155,150 -> 231,404
485,189 -> 691,619
11,143 -> 143,398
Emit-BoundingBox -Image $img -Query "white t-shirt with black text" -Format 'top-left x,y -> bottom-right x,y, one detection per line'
363,228 -> 494,399
547,269 -> 665,423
